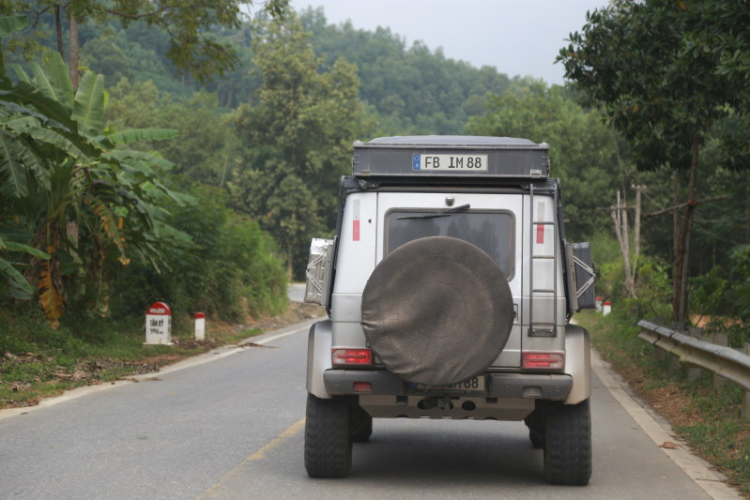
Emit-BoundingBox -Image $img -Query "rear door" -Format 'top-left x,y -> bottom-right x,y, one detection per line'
376,192 -> 524,368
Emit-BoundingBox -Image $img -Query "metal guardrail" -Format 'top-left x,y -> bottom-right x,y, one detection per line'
637,319 -> 750,392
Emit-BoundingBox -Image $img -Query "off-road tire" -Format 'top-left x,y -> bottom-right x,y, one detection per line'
524,405 -> 545,449
543,399 -> 592,485
304,393 -> 353,478
351,405 -> 373,442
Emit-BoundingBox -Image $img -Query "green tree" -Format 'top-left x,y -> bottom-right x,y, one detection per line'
230,12 -> 363,277
106,80 -> 239,185
557,0 -> 750,323
0,29 -> 181,324
0,0 -> 289,86
466,80 -> 628,240
299,7 -> 510,135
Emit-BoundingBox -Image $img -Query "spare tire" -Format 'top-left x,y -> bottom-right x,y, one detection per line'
361,236 -> 514,386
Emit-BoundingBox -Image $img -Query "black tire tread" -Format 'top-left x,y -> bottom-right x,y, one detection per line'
351,405 -> 373,443
304,394 -> 352,478
543,399 -> 592,486
524,407 -> 545,449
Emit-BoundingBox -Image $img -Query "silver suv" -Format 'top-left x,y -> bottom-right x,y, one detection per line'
303,136 -> 595,485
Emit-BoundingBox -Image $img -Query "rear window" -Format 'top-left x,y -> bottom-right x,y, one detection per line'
385,210 -> 515,279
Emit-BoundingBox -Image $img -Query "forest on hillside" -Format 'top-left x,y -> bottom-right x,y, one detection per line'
0,1 -> 749,335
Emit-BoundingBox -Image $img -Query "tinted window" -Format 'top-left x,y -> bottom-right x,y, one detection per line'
386,211 -> 514,278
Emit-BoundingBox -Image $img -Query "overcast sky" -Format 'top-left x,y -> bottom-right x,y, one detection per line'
289,0 -> 610,85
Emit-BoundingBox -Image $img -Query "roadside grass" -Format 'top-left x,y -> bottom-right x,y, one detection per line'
0,306 -> 264,409
577,310 -> 750,497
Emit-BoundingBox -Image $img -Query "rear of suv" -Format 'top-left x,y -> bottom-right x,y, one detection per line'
303,136 -> 595,485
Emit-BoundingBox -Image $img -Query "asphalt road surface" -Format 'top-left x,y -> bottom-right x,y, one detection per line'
0,319 -> 740,500
287,283 -> 306,303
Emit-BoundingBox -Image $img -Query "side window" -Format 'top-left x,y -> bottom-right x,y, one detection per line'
385,211 -> 515,279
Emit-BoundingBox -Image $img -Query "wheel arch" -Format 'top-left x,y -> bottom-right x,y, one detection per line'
563,324 -> 591,404
307,320 -> 333,399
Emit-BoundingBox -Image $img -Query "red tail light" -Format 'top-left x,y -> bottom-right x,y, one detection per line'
332,348 -> 373,366
523,352 -> 565,370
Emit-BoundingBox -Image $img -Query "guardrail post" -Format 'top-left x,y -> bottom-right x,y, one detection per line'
668,322 -> 684,371
652,318 -> 666,361
669,351 -> 682,371
654,345 -> 666,361
687,327 -> 703,383
711,333 -> 729,391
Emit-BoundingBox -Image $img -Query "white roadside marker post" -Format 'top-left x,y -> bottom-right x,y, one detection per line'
195,312 -> 206,341
602,300 -> 612,316
145,302 -> 173,345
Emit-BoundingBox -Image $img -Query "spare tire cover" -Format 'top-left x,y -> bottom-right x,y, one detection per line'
361,236 -> 514,386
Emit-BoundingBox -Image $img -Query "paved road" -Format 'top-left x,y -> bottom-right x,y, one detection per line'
287,283 -> 306,303
0,320 -> 739,500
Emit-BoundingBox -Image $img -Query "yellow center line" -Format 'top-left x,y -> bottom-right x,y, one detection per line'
194,418 -> 306,500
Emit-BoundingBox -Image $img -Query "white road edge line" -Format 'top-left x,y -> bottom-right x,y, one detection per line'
592,349 -> 742,500
0,318 -> 317,421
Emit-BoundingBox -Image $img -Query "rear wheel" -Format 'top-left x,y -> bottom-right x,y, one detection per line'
543,399 -> 592,485
524,403 -> 545,449
304,393 -> 352,478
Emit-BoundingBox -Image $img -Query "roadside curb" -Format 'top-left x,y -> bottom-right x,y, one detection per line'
592,348 -> 742,500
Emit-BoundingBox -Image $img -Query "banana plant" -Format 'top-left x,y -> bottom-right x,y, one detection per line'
0,16 -> 183,323
0,14 -> 51,299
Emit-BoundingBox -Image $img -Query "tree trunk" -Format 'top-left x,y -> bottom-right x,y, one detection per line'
286,248 -> 293,282
633,185 -> 643,263
631,185 -> 644,282
68,11 -> 79,89
679,213 -> 693,322
55,4 -> 64,60
672,170 -> 678,254
672,135 -> 699,324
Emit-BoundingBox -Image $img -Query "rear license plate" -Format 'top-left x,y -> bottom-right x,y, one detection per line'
415,376 -> 485,392
413,154 -> 488,171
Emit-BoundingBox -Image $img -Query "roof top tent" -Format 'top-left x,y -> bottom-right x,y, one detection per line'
351,135 -> 550,180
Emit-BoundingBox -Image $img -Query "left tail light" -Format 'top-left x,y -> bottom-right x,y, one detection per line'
332,348 -> 373,366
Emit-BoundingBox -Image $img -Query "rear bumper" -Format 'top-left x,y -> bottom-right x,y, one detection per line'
323,370 -> 573,401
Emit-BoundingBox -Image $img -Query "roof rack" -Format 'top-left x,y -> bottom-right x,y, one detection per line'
352,135 -> 550,180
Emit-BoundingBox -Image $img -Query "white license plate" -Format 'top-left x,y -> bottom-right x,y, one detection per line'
413,154 -> 488,171
416,376 -> 485,392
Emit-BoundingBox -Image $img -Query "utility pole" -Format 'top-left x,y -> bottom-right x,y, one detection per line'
632,185 -> 646,272
611,190 -> 636,298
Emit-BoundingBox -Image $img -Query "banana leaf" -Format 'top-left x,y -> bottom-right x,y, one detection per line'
72,72 -> 104,136
106,128 -> 178,145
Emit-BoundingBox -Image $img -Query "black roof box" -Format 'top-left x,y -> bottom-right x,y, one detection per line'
352,135 -> 550,179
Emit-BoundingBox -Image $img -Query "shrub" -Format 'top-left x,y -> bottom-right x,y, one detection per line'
588,231 -> 671,321
110,185 -> 287,323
